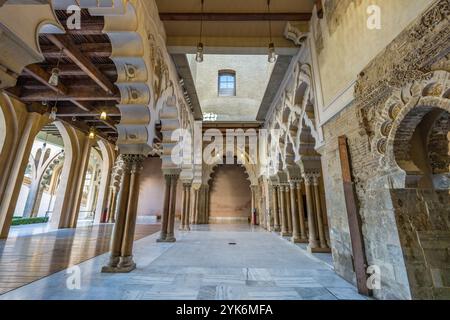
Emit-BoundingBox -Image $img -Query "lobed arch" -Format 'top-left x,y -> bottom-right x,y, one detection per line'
372,70 -> 450,188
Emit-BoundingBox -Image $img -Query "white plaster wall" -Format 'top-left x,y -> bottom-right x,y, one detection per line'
189,54 -> 274,121
314,0 -> 433,118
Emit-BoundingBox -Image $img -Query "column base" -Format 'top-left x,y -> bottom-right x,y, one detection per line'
291,237 -> 308,244
281,232 -> 292,237
101,256 -> 136,273
307,245 -> 331,253
157,237 -> 176,243
179,226 -> 191,231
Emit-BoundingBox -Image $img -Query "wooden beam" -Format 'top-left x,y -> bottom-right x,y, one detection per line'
23,64 -> 67,95
56,106 -> 120,117
159,12 -> 312,21
36,64 -> 117,77
41,43 -> 111,59
46,34 -> 116,94
19,88 -> 120,102
338,136 -> 370,296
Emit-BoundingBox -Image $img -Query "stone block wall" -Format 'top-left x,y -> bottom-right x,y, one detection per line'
391,189 -> 450,299
321,102 -> 411,300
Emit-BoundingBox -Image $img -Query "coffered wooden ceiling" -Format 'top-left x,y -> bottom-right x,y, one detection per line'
156,0 -> 317,54
7,9 -> 119,142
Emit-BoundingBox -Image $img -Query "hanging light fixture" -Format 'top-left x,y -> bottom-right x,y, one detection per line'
89,127 -> 96,140
267,0 -> 277,63
48,49 -> 63,87
49,105 -> 57,121
100,111 -> 107,120
195,0 -> 205,63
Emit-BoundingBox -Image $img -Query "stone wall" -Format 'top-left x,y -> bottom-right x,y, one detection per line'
320,0 -> 450,299
391,189 -> 450,299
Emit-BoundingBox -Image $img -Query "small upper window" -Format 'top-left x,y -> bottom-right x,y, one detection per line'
218,70 -> 236,96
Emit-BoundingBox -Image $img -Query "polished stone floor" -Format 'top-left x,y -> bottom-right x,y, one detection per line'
0,224 -> 366,300
0,223 -> 160,295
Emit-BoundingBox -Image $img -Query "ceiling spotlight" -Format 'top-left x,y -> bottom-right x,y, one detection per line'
100,111 -> 107,120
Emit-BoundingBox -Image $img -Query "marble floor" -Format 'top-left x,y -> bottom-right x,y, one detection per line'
0,224 -> 366,300
0,223 -> 160,295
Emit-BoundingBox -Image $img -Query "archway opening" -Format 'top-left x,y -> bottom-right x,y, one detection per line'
209,164 -> 252,224
390,106 -> 450,299
13,124 -> 64,225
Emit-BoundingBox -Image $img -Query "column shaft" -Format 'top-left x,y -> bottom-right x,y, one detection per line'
166,175 -> 178,241
272,186 -> 280,232
313,177 -> 328,249
290,182 -> 301,242
157,175 -> 171,242
296,182 -> 307,241
304,176 -> 319,250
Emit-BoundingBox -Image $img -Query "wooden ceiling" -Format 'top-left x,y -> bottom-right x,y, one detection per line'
156,0 -> 319,54
7,9 -> 119,142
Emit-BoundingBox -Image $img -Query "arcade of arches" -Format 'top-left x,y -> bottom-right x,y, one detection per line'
0,0 -> 449,300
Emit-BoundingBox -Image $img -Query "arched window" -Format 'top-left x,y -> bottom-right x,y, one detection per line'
218,70 -> 236,96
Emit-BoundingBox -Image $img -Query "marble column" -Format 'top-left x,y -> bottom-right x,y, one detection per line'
279,186 -> 290,236
313,175 -> 329,250
304,174 -> 319,252
166,174 -> 179,241
271,185 -> 280,232
192,187 -> 200,224
157,175 -> 171,241
285,186 -> 292,234
102,155 -> 145,273
180,182 -> 191,230
157,172 -> 179,242
289,181 -> 302,243
250,185 -> 258,225
296,181 -> 307,242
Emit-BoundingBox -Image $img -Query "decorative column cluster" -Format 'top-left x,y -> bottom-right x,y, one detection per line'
303,173 -> 330,253
271,184 -> 281,232
102,154 -> 145,273
250,185 -> 258,225
157,171 -> 180,243
179,182 -> 192,231
289,180 -> 307,243
104,156 -> 124,223
191,184 -> 209,225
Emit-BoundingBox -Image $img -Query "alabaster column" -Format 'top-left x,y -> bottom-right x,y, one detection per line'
313,175 -> 329,250
166,174 -> 179,242
181,183 -> 191,230
284,186 -> 292,234
289,181 -> 302,243
157,174 -> 172,242
106,186 -> 118,223
117,156 -> 145,271
279,186 -> 289,236
271,185 -> 280,232
193,188 -> 200,224
102,156 -> 132,272
304,174 -> 319,250
250,185 -> 258,225
296,181 -> 307,241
